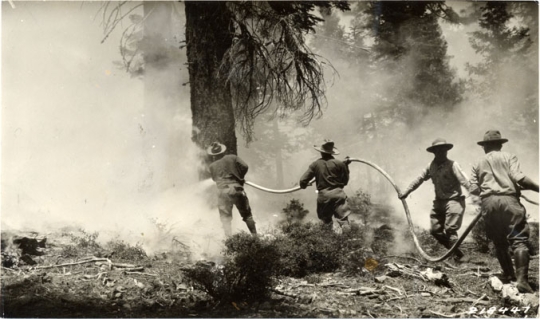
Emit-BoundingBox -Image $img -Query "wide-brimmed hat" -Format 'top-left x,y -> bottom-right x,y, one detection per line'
313,139 -> 340,155
207,142 -> 227,155
426,138 -> 454,153
477,130 -> 508,146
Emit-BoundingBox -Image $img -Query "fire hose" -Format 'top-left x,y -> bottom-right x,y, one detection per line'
245,158 -> 538,262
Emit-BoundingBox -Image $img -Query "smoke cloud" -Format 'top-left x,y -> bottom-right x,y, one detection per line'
1,2 -> 537,261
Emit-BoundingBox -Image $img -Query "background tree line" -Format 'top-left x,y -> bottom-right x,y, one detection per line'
102,1 -> 538,200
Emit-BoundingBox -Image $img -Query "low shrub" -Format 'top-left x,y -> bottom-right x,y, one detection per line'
60,229 -> 101,257
105,240 -> 148,262
471,215 -> 492,254
349,189 -> 372,225
183,233 -> 281,303
339,222 -> 373,275
279,199 -> 309,225
408,227 -> 447,257
274,222 -> 342,277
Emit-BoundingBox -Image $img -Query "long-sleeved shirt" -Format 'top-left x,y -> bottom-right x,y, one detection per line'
299,156 -> 349,191
469,150 -> 526,198
405,159 -> 470,200
208,154 -> 248,188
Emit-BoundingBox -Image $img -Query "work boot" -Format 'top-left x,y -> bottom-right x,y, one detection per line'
514,249 -> 534,293
336,217 -> 351,233
244,218 -> 257,235
449,239 -> 465,262
495,248 -> 516,282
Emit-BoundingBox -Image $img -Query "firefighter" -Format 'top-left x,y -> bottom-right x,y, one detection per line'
399,138 -> 471,262
469,130 -> 538,293
207,142 -> 257,236
299,139 -> 352,230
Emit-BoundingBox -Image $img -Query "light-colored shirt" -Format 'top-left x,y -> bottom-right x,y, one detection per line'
405,159 -> 470,200
469,150 -> 526,198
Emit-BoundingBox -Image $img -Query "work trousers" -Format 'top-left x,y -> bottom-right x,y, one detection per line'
481,195 -> 529,252
217,184 -> 254,232
317,188 -> 351,225
430,197 -> 465,246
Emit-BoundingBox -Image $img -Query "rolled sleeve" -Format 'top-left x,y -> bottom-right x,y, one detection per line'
508,154 -> 526,183
452,162 -> 471,190
404,165 -> 430,193
469,164 -> 481,196
300,165 -> 315,189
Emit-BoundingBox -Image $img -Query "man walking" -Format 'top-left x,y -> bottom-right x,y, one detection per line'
469,130 -> 538,293
299,140 -> 351,230
399,138 -> 470,262
207,142 -> 257,236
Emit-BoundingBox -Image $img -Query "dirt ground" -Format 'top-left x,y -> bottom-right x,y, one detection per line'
1,230 -> 538,318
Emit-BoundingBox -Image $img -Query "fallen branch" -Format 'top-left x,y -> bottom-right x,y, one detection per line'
270,288 -> 297,299
472,293 -> 488,307
384,285 -> 402,295
108,262 -> 138,268
435,297 -> 489,306
120,267 -> 144,272
125,271 -> 157,276
33,258 -> 111,269
429,310 -> 468,318
386,296 -> 406,302
443,261 -> 458,269
456,271 -> 491,278
466,289 -> 479,297
318,282 -> 350,288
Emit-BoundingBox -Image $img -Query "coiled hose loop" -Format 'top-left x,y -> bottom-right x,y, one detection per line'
245,158 -> 536,262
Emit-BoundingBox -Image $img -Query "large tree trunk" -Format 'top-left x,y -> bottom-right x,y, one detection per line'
185,1 -> 237,173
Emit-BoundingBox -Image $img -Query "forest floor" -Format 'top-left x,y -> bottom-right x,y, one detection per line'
1,227 -> 539,318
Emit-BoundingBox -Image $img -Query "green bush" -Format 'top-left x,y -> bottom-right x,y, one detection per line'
339,222 -> 373,275
105,240 -> 148,262
471,215 -> 491,254
407,227 -> 447,256
280,199 -> 309,225
274,222 -> 342,277
183,233 -> 281,303
60,229 -> 101,257
348,189 -> 372,225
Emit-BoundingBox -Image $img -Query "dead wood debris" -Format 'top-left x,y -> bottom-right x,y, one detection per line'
435,297 -> 489,305
31,257 -> 143,272
429,310 -> 469,318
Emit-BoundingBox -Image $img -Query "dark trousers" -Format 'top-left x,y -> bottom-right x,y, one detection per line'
316,188 -> 351,225
481,195 -> 529,252
217,184 -> 254,235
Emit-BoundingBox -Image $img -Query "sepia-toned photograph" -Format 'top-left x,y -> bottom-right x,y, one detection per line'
1,1 -> 538,317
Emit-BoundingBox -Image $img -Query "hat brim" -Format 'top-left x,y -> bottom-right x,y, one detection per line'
207,145 -> 227,155
477,138 -> 508,146
426,144 -> 453,153
313,145 -> 340,155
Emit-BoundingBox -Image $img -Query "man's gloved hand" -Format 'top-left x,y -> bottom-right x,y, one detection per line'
398,190 -> 410,200
470,195 -> 481,206
344,156 -> 352,165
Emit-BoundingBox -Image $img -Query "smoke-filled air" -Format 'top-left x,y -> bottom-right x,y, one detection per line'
2,1 -> 538,259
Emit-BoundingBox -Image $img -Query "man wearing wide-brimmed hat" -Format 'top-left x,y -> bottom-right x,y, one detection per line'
299,139 -> 352,230
207,142 -> 257,236
399,138 -> 471,263
469,130 -> 538,293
